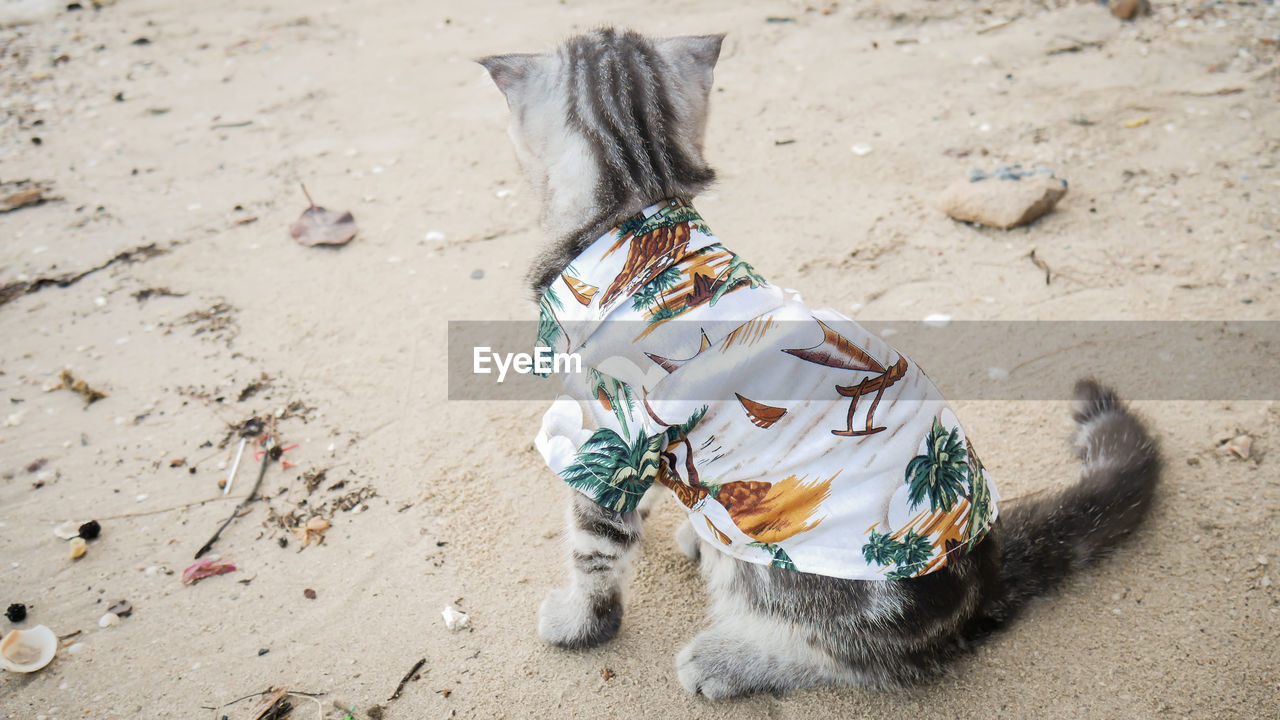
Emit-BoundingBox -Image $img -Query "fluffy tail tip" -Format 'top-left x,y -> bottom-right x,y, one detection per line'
1071,378 -> 1123,424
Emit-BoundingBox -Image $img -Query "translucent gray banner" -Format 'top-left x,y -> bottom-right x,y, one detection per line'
448,320 -> 1279,401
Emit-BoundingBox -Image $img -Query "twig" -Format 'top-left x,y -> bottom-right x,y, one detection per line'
1006,338 -> 1097,375
300,183 -> 316,210
387,657 -> 427,702
42,494 -> 239,523
1028,248 -> 1051,285
203,689 -> 325,718
977,15 -> 1018,34
195,424 -> 275,559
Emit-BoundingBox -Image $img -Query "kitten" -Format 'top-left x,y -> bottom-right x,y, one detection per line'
479,28 -> 1160,699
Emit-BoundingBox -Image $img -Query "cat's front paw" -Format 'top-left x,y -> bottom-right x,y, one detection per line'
538,586 -> 622,649
676,633 -> 753,700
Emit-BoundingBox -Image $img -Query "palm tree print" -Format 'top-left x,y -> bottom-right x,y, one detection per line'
748,541 -> 796,570
632,266 -> 683,314
709,256 -> 767,306
861,529 -> 901,566
535,285 -> 565,377
883,531 -> 933,579
964,438 -> 993,543
904,417 -> 969,513
586,368 -> 635,437
560,427 -> 666,513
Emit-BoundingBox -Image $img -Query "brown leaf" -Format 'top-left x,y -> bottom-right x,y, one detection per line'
0,180 -> 58,213
250,687 -> 291,720
289,184 -> 356,246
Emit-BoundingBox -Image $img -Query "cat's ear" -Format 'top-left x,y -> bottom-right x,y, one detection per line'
654,34 -> 725,92
477,53 -> 542,98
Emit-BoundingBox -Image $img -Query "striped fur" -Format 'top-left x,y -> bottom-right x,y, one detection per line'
479,28 -> 721,298
480,30 -> 1162,699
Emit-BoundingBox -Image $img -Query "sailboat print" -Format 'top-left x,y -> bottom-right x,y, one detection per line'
782,319 -> 908,437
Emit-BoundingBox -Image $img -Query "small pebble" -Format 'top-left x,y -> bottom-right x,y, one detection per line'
69,537 -> 87,559
98,612 -> 120,628
303,588 -> 317,600
923,313 -> 951,328
850,143 -> 873,156
5,603 -> 26,622
987,367 -> 1010,381
78,520 -> 101,541
470,269 -> 484,280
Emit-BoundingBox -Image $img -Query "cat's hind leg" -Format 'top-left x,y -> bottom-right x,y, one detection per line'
538,490 -> 642,648
675,551 -> 848,699
675,517 -> 702,561
676,613 -> 839,699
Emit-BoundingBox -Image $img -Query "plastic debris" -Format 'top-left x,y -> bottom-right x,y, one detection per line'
441,606 -> 470,631
182,558 -> 237,585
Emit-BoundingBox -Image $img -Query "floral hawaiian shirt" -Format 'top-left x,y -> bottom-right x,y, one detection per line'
534,200 -> 999,580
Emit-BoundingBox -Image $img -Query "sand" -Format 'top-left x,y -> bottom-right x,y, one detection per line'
1,0 -> 1277,718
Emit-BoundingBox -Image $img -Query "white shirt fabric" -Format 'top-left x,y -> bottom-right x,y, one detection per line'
534,200 -> 999,580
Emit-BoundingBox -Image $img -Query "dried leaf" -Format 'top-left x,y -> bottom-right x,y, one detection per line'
289,185 -> 356,246
251,687 -> 292,720
0,180 -> 58,213
59,370 -> 107,404
182,558 -> 237,585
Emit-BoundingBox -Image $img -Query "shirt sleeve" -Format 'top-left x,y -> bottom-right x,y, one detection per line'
535,368 -> 664,514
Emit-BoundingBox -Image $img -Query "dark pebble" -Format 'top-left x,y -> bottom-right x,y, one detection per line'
5,603 -> 26,623
258,648 -> 269,656
78,520 -> 101,541
303,588 -> 317,600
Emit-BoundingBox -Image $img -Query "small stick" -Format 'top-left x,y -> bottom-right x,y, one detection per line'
300,183 -> 316,210
1028,248 -> 1051,285
387,657 -> 427,702
195,429 -> 274,559
224,436 -> 247,496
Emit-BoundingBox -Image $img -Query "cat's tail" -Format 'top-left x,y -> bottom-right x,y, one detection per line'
987,379 -> 1160,623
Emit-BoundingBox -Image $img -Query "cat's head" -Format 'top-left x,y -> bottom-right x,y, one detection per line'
479,28 -> 723,238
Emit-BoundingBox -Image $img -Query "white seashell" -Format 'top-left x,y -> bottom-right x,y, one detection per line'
1,625 -> 57,673
98,613 -> 120,628
441,605 -> 470,631
53,521 -> 80,540
923,313 -> 952,328
1225,435 -> 1252,460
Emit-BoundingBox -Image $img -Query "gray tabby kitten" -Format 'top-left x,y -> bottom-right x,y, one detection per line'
478,28 -> 1160,699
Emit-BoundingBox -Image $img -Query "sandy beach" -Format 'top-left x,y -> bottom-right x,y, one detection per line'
1,0 -> 1277,717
